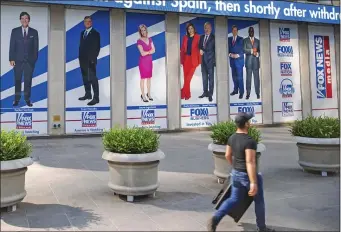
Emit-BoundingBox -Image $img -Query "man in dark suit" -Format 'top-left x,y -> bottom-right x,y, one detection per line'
199,22 -> 215,102
243,27 -> 260,100
9,12 -> 39,107
228,25 -> 245,99
78,16 -> 101,106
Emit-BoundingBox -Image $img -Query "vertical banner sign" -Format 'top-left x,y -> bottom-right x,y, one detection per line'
0,5 -> 48,136
227,20 -> 262,124
126,12 -> 167,129
308,25 -> 338,118
179,16 -> 217,128
65,9 -> 110,134
270,23 -> 302,123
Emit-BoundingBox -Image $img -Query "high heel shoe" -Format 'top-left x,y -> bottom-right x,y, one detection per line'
141,95 -> 149,102
147,93 -> 153,101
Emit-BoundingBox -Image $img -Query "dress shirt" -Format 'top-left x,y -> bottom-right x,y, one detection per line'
84,27 -> 92,37
22,27 -> 29,37
249,36 -> 259,57
186,36 -> 193,55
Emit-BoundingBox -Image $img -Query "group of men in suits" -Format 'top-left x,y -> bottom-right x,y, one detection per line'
9,13 -> 101,108
229,26 -> 260,100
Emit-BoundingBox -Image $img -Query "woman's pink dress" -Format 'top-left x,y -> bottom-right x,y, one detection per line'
137,38 -> 153,79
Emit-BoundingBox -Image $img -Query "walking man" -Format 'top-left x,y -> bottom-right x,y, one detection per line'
229,25 -> 244,99
9,12 -> 39,107
199,22 -> 215,102
243,27 -> 260,100
78,15 -> 101,106
207,112 -> 274,232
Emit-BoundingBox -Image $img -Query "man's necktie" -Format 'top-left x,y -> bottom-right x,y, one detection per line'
24,30 -> 27,43
251,38 -> 254,46
232,37 -> 236,45
203,35 -> 208,48
83,30 -> 88,39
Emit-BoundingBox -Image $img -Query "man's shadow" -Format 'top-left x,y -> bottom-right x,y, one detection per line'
237,222 -> 310,231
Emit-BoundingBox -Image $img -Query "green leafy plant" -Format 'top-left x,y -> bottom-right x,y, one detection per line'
0,130 -> 32,161
289,115 -> 340,138
210,121 -> 261,145
102,127 -> 160,154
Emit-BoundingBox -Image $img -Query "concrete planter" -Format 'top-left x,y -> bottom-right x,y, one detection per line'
208,143 -> 265,184
295,137 -> 340,175
102,149 -> 165,202
1,157 -> 33,211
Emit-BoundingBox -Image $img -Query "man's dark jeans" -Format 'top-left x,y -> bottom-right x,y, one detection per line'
214,169 -> 266,230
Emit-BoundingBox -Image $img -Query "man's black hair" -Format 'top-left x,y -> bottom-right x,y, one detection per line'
20,12 -> 30,21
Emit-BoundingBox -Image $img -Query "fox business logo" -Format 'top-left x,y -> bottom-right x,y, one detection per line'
237,106 -> 255,113
279,28 -> 290,42
280,62 -> 292,76
282,102 -> 294,117
279,78 -> 295,98
141,110 -> 155,125
277,46 -> 293,57
82,111 -> 97,127
16,113 -> 32,129
190,108 -> 209,120
314,35 -> 332,99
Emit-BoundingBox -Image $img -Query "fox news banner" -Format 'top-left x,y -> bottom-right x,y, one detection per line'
270,23 -> 302,123
228,19 -> 262,124
179,16 -> 217,129
126,12 -> 167,130
0,5 -> 48,136
23,0 -> 340,24
308,25 -> 338,118
65,9 -> 111,134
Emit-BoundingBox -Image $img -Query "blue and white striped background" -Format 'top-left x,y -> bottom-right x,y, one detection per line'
228,19 -> 263,124
179,16 -> 217,128
0,5 -> 48,136
126,12 -> 167,130
65,9 -> 110,134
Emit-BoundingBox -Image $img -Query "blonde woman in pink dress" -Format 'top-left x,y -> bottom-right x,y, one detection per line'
137,24 -> 155,102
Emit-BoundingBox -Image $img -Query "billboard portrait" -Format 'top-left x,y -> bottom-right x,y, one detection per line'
270,23 -> 302,123
179,16 -> 217,129
126,12 -> 167,130
65,9 -> 110,134
227,19 -> 262,124
308,25 -> 338,118
0,5 -> 48,136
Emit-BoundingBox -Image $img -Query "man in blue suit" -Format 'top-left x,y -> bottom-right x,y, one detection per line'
228,25 -> 244,99
9,12 -> 39,107
199,22 -> 215,102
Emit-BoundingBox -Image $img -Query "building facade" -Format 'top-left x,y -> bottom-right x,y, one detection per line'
0,0 -> 340,136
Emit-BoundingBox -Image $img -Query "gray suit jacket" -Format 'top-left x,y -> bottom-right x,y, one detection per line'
243,37 -> 260,69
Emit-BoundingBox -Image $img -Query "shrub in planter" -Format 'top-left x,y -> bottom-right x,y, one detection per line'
289,115 -> 340,174
1,130 -> 33,210
208,121 -> 264,184
102,127 -> 165,202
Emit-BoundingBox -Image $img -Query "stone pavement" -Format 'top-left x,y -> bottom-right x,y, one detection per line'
1,127 -> 340,231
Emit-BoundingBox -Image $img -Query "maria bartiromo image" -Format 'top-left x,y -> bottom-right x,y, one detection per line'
180,22 -> 201,100
78,15 -> 101,106
9,11 -> 39,107
137,24 -> 155,103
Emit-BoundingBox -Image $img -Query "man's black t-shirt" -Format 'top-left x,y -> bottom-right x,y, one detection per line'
227,133 -> 257,172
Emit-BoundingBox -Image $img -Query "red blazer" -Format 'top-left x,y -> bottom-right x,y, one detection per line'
180,34 -> 201,67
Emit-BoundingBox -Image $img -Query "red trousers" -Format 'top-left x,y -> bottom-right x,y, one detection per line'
181,55 -> 197,100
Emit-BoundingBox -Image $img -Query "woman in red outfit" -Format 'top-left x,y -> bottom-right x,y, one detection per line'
180,22 -> 201,100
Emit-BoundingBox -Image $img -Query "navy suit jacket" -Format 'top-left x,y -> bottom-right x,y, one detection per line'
79,28 -> 101,65
228,35 -> 244,68
199,33 -> 215,68
9,26 -> 39,65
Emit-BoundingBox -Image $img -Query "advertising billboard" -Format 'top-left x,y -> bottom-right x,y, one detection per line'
270,23 -> 302,122
308,25 -> 338,118
126,12 -> 167,130
228,19 -> 262,124
179,16 -> 217,128
0,5 -> 48,136
65,9 -> 110,134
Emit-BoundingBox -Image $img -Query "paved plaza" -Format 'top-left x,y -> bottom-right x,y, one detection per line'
1,127 -> 340,231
